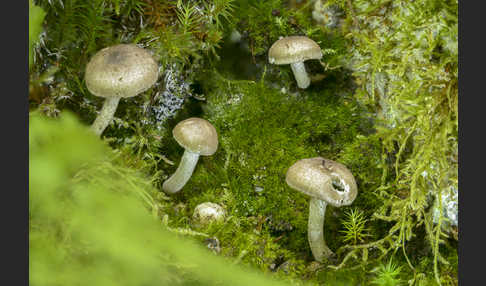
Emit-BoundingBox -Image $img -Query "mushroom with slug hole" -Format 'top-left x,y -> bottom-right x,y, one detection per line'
285,157 -> 358,262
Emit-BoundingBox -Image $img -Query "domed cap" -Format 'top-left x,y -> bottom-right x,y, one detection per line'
85,44 -> 159,98
285,157 -> 357,207
268,36 -> 322,65
173,118 -> 218,156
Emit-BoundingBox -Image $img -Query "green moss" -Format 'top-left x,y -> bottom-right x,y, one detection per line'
29,0 -> 46,69
151,65 -> 386,283
317,267 -> 368,285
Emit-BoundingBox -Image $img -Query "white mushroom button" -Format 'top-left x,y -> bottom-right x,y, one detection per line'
193,202 -> 226,225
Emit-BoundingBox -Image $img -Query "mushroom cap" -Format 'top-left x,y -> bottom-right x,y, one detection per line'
173,117 -> 218,156
193,202 -> 226,224
268,36 -> 322,65
285,157 -> 357,207
85,44 -> 159,99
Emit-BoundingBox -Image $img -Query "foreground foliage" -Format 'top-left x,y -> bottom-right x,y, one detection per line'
30,112 -> 296,286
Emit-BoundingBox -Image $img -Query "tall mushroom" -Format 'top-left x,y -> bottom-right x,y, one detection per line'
162,118 -> 218,194
268,36 -> 322,89
85,44 -> 159,136
285,157 -> 357,262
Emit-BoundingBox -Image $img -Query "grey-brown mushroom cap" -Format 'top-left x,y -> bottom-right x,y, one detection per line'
173,118 -> 218,156
268,36 -> 323,65
285,157 -> 358,207
85,44 -> 159,99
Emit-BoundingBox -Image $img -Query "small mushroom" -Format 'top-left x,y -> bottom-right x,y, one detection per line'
162,118 -> 218,194
285,157 -> 357,262
193,202 -> 226,225
85,44 -> 159,136
268,36 -> 322,89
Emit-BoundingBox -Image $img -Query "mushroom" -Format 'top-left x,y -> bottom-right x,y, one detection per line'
193,202 -> 226,225
285,157 -> 357,262
85,44 -> 159,136
268,36 -> 322,89
162,118 -> 218,194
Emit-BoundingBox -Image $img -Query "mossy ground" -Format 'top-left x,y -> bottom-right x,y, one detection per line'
144,47 -> 403,283
30,0 -> 457,285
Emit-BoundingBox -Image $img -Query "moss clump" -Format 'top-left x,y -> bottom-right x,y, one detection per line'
30,112 -> 304,286
30,0 -> 235,135
327,1 -> 457,283
29,0 -> 46,69
153,67 -> 384,283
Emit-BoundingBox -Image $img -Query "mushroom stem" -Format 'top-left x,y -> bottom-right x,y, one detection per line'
90,96 -> 121,136
290,61 -> 311,89
308,197 -> 334,262
162,150 -> 200,194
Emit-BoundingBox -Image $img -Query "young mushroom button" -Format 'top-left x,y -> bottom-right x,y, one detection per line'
193,202 -> 226,225
268,36 -> 322,89
162,118 -> 218,194
85,44 -> 159,136
285,157 -> 358,262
